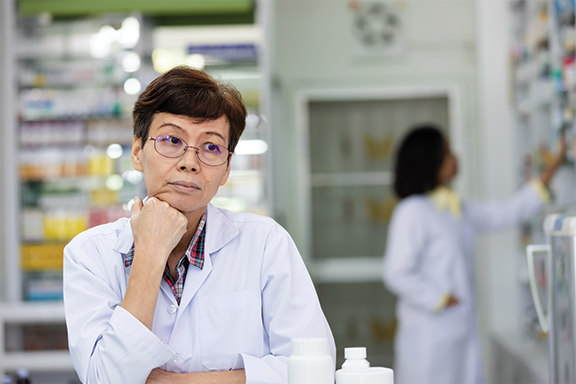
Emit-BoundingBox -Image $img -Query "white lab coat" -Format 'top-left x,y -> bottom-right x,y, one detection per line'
382,183 -> 544,384
64,203 -> 335,384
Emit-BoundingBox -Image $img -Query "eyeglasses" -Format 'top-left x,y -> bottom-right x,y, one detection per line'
148,135 -> 231,166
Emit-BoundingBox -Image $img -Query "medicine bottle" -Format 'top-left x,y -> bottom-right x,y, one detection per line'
336,347 -> 394,384
288,338 -> 334,384
15,369 -> 31,384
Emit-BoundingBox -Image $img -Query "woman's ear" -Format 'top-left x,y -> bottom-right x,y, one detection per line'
219,156 -> 232,187
131,137 -> 144,172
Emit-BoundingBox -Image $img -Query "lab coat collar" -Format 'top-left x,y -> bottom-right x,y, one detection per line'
113,218 -> 135,255
112,203 -> 239,256
205,203 -> 239,255
428,186 -> 461,219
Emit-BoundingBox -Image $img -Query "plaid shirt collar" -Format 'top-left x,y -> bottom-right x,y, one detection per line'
124,211 -> 207,303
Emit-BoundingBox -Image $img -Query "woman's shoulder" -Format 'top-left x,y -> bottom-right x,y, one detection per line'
395,194 -> 432,211
67,217 -> 130,250
389,194 -> 435,224
210,204 -> 285,236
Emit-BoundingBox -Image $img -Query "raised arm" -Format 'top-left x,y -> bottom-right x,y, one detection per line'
540,136 -> 567,187
466,137 -> 567,232
64,196 -> 189,383
121,196 -> 188,329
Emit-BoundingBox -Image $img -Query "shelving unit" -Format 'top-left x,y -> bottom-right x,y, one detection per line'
0,302 -> 73,373
0,14 -> 148,379
510,0 -> 576,341
13,15 -> 148,305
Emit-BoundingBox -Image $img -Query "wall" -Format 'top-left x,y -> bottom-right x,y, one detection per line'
267,0 -> 480,247
475,0 -> 519,380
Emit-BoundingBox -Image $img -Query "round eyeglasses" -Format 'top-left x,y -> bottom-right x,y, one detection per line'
149,135 -> 231,166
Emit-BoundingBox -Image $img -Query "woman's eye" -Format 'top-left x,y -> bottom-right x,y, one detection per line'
206,144 -> 221,153
169,136 -> 182,145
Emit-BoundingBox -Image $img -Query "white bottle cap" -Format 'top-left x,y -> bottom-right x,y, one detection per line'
345,347 -> 367,359
16,369 -> 29,378
291,338 -> 329,356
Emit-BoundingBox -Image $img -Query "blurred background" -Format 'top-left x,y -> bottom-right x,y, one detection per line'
0,0 -> 573,383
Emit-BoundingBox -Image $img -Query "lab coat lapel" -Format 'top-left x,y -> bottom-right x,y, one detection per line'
112,218 -> 135,255
176,204 -> 238,313
205,203 -> 239,255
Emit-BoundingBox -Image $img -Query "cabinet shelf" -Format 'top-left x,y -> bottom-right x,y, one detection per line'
0,302 -> 65,323
311,171 -> 392,188
2,351 -> 73,371
310,257 -> 383,283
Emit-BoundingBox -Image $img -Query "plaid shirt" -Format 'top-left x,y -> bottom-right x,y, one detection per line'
125,212 -> 207,304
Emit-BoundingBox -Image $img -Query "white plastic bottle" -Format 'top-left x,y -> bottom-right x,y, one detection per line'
288,338 -> 334,384
336,347 -> 394,384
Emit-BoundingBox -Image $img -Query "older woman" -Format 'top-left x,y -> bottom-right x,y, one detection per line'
64,67 -> 335,384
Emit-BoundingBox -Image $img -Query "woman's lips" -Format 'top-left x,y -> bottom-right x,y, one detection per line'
169,181 -> 201,193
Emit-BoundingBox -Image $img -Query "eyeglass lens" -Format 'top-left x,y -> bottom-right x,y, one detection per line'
154,135 -> 228,166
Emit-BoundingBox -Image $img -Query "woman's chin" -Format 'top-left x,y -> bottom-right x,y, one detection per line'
150,194 -> 205,214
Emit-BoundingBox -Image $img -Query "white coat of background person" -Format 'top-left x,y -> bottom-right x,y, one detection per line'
382,125 -> 566,384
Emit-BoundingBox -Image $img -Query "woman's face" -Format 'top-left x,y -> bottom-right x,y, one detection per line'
131,113 -> 231,221
437,139 -> 459,186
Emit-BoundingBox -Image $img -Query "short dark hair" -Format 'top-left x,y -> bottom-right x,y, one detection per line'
393,125 -> 445,199
132,66 -> 247,153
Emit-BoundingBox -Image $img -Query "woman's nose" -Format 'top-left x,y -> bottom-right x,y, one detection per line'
178,148 -> 200,171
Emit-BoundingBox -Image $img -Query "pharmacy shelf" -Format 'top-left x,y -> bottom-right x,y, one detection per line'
0,301 -> 65,323
2,351 -> 73,371
311,171 -> 392,188
0,302 -> 70,375
310,257 -> 383,283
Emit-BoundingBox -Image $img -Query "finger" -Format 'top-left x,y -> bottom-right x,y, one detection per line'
144,196 -> 156,206
131,196 -> 143,216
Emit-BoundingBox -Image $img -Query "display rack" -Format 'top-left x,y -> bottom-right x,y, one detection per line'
510,0 -> 576,339
1,14 -> 269,379
1,13 -> 148,378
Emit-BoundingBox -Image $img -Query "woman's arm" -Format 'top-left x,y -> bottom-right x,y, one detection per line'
465,137 -> 567,232
64,197 -> 190,383
121,196 -> 188,330
64,233 -> 175,383
540,136 -> 567,187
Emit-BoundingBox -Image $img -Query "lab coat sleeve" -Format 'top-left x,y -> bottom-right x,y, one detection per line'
464,181 -> 545,233
382,200 -> 446,312
63,238 -> 174,384
240,227 -> 336,384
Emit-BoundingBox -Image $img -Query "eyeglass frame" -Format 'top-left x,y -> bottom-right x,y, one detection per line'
148,135 -> 232,167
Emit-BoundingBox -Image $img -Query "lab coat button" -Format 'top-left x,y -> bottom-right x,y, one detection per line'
172,354 -> 182,363
168,305 -> 177,314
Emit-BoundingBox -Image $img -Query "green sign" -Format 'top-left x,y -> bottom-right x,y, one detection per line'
19,0 -> 253,17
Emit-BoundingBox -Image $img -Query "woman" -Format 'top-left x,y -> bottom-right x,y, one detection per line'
63,67 -> 335,384
382,125 -> 566,384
